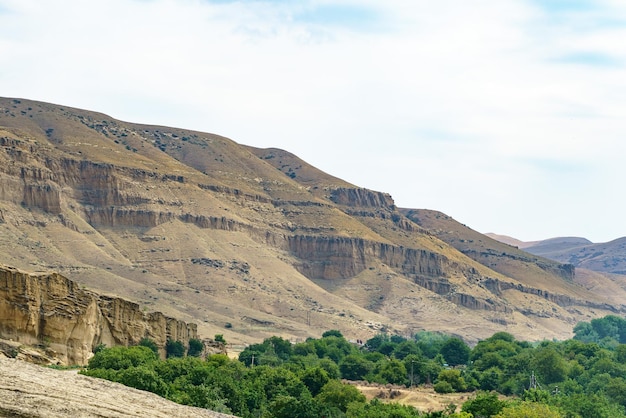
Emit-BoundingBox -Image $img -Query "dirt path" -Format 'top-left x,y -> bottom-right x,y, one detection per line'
0,356 -> 234,418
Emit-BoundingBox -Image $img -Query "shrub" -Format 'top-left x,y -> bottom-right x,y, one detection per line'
88,346 -> 157,370
138,338 -> 159,355
322,330 -> 343,338
165,340 -> 185,358
188,338 -> 204,357
434,381 -> 454,393
462,392 -> 507,418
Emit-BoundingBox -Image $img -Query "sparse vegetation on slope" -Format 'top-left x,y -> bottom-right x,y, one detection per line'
2,96 -> 626,350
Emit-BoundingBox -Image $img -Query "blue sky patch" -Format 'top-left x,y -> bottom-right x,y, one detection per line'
292,4 -> 381,30
555,51 -> 621,67
530,0 -> 598,13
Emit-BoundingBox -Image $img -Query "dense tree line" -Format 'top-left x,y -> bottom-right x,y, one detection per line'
82,316 -> 626,417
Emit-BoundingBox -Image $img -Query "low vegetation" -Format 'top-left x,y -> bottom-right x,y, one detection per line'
81,316 -> 626,417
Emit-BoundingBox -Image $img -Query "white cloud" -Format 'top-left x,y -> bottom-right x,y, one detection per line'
1,0 -> 625,242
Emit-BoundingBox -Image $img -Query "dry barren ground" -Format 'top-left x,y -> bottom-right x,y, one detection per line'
354,382 -> 474,413
0,356 -> 234,418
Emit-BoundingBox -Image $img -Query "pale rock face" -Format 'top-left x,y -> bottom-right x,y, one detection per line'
0,265 -> 197,365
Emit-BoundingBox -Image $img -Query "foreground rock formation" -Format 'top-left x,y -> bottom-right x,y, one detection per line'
0,264 -> 196,364
0,356 -> 233,418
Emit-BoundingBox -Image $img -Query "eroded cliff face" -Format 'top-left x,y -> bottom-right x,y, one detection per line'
287,235 -> 445,280
329,187 -> 395,209
0,265 -> 197,365
2,97 -> 625,345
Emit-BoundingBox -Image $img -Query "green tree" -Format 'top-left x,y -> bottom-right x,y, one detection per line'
166,340 -> 186,358
615,344 -> 626,363
266,336 -> 293,361
414,331 -> 449,358
437,369 -> 467,392
478,367 -> 503,391
494,402 -> 563,418
372,359 -> 408,386
316,380 -> 365,412
403,354 -> 425,386
461,392 -> 507,418
393,340 -> 422,360
118,366 -> 169,397
532,346 -> 567,385
322,329 -> 343,338
268,394 -> 333,418
365,334 -> 389,352
339,354 -> 374,381
187,338 -> 204,357
347,398 -> 422,417
300,367 -> 330,397
440,337 -> 470,366
138,338 -> 159,355
318,358 -> 341,380
88,345 -> 158,370
554,393 -> 626,418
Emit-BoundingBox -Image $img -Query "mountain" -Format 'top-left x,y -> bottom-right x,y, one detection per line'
1,97 -> 625,347
483,233 -> 537,249
525,237 -> 626,275
487,233 -> 626,276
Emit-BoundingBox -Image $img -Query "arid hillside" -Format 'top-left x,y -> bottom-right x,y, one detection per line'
1,97 -> 625,348
525,237 -> 626,275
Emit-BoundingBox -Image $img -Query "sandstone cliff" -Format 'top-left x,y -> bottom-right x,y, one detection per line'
2,97 -> 626,346
0,265 -> 197,365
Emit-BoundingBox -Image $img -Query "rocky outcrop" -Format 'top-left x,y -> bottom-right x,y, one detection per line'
0,265 -> 197,365
0,356 -> 235,418
199,183 -> 272,204
180,213 -> 246,231
330,187 -> 395,209
287,235 -> 445,280
22,182 -> 61,214
479,277 -> 624,312
85,207 -> 176,227
461,249 -> 575,282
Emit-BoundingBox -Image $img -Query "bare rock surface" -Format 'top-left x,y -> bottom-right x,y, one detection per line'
0,356 -> 234,418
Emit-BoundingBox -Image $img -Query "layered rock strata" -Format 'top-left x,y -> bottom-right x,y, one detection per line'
0,265 -> 197,365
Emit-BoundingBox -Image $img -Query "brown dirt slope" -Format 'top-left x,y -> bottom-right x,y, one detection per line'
1,97 -> 625,349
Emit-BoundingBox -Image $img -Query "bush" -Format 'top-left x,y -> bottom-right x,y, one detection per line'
322,330 -> 343,338
188,338 -> 204,357
88,346 -> 158,370
339,354 -> 373,381
165,340 -> 185,358
440,337 -> 470,366
316,380 -> 366,413
118,366 -> 169,397
434,381 -> 454,393
437,369 -> 467,392
462,392 -> 507,418
138,338 -> 159,355
494,402 -> 563,418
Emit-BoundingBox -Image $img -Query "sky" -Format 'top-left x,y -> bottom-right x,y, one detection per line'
1,0 -> 625,243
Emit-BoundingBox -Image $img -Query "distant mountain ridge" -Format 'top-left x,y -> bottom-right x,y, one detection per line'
1,97 -> 626,347
487,234 -> 626,276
